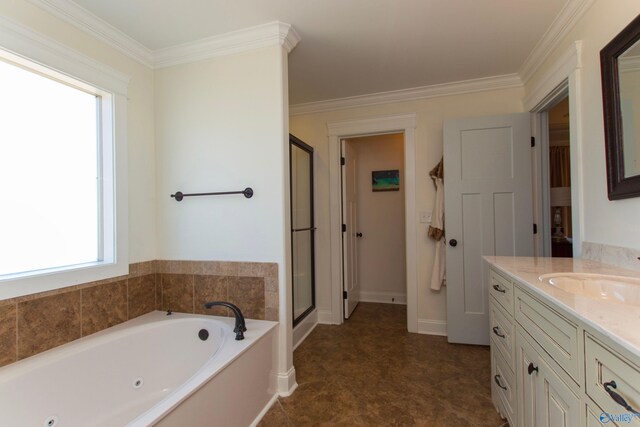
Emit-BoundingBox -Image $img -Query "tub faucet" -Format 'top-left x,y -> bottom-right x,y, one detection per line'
203,301 -> 247,340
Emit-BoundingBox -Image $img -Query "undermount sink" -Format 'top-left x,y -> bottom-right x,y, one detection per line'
538,273 -> 640,305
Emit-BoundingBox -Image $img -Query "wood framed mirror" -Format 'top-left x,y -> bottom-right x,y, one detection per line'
601,13 -> 640,200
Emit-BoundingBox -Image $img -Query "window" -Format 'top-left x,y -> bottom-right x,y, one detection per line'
0,25 -> 129,299
0,58 -> 101,276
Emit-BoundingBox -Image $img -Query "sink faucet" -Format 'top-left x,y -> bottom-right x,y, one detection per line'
203,301 -> 247,340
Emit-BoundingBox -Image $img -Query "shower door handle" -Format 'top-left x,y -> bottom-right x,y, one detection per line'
292,227 -> 317,232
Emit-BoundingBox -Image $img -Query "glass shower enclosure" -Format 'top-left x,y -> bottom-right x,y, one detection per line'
290,135 -> 315,326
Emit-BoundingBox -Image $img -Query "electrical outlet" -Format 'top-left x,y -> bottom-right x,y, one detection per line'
419,211 -> 432,223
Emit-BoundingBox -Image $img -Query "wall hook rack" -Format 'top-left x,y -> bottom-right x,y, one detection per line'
170,187 -> 254,201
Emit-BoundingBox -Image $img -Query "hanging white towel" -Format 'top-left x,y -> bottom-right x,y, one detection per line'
428,159 -> 445,291
429,175 -> 446,290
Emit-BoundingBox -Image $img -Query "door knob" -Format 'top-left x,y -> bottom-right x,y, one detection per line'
449,239 -> 458,247
356,232 -> 363,237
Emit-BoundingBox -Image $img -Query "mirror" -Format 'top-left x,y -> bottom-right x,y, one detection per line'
601,14 -> 640,199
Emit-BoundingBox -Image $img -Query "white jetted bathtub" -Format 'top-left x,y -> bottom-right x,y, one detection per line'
0,311 -> 278,427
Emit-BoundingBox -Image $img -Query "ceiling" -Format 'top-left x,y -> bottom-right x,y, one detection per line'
71,0 -> 569,105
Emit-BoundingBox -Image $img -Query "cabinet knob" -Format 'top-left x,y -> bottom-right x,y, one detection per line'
527,362 -> 538,375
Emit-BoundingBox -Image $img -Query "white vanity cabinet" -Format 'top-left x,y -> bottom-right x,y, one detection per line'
487,263 -> 640,427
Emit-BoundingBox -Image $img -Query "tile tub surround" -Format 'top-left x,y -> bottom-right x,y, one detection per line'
484,256 -> 640,355
0,260 -> 279,368
0,261 -> 157,367
155,260 -> 279,321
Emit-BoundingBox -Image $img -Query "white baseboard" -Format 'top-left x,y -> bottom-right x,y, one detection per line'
277,367 -> 298,397
249,393 -> 279,427
359,290 -> 407,305
293,309 -> 318,351
317,309 -> 334,324
417,318 -> 447,336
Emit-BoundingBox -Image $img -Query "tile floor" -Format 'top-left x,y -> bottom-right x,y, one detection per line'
259,303 -> 509,426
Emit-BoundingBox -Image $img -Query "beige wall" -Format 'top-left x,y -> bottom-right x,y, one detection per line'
154,45 -> 293,389
290,86 -> 525,324
0,0 -> 157,263
349,134 -> 406,301
525,0 -> 640,250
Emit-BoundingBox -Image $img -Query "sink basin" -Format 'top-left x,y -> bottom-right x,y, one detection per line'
538,273 -> 640,305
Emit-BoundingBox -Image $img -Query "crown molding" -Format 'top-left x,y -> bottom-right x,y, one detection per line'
290,74 -> 522,116
519,0 -> 596,84
25,1 -> 300,69
154,21 -> 300,69
0,15 -> 130,94
523,40 -> 582,111
25,0 -> 154,67
620,55 -> 640,72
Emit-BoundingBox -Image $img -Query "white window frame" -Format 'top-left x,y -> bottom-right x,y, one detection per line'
0,17 -> 129,300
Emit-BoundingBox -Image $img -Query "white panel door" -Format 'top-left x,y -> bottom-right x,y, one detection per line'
342,140 -> 360,318
444,113 -> 533,345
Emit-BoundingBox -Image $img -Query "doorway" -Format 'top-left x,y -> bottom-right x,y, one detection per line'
341,134 -> 406,319
546,97 -> 573,257
327,114 -> 417,330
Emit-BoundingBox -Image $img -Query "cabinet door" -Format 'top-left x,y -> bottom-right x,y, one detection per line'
516,329 -> 580,427
535,355 -> 580,427
516,329 -> 540,427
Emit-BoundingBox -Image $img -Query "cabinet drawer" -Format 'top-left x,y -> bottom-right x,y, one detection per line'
490,269 -> 514,315
585,335 -> 640,426
491,344 -> 516,427
514,287 -> 580,383
490,297 -> 515,372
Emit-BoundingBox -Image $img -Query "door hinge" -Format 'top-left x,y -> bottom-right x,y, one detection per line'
341,157 -> 345,166
531,136 -> 535,148
533,223 -> 538,234
342,224 -> 346,232
343,291 -> 348,299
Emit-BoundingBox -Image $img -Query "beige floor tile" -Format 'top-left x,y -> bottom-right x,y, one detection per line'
259,303 -> 505,427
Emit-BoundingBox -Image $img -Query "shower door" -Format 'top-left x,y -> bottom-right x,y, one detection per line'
290,135 -> 315,326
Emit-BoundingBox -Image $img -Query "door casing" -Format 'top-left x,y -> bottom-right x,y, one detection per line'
327,114 -> 417,330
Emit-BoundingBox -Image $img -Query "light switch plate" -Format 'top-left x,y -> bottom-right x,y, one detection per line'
420,211 -> 432,223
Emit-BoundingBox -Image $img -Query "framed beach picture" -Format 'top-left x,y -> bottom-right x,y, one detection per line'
372,170 -> 400,192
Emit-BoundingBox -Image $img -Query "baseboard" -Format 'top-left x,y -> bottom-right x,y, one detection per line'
417,318 -> 447,336
277,366 -> 298,397
317,309 -> 334,324
249,392 -> 279,427
359,290 -> 407,305
293,309 -> 318,351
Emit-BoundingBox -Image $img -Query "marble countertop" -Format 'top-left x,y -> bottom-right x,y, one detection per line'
484,256 -> 640,356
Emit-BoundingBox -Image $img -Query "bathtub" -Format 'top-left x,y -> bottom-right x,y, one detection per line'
0,311 -> 279,427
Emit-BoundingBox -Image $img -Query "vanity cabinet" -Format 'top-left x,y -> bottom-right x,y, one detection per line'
488,265 -> 640,427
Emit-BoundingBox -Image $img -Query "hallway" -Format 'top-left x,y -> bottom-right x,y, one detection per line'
259,303 -> 507,426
